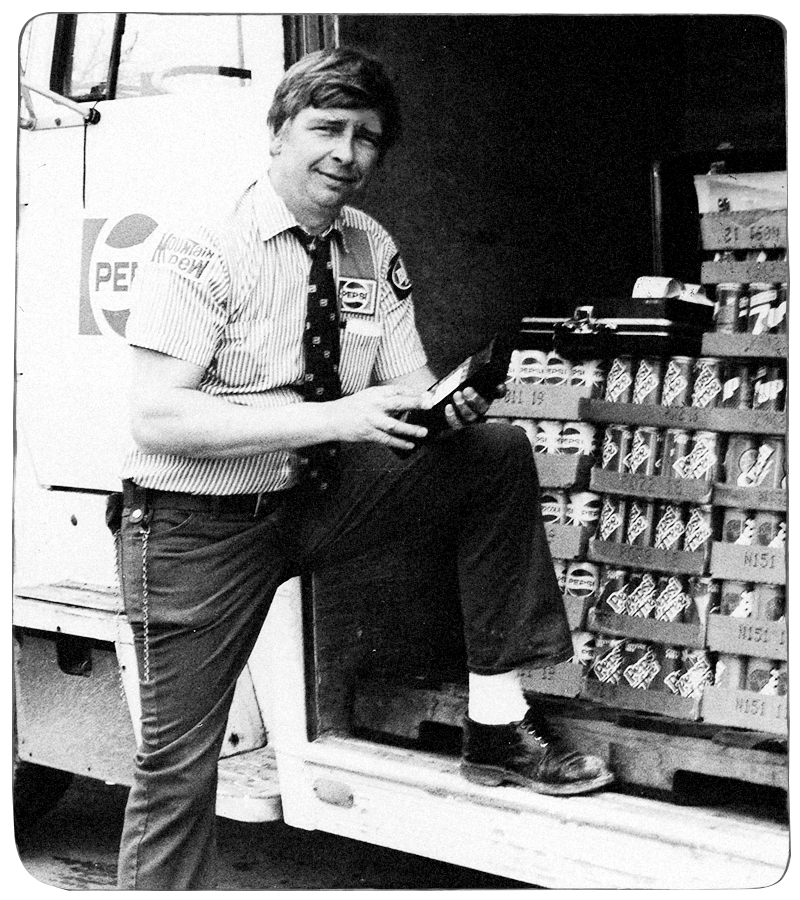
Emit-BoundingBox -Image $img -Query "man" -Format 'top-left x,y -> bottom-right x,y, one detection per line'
116,47 -> 612,890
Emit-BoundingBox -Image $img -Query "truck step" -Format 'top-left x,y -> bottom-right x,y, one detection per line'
216,746 -> 282,823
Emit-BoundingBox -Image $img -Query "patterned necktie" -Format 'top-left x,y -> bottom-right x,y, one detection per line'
291,226 -> 342,492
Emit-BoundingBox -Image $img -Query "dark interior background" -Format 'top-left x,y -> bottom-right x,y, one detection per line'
340,14 -> 786,372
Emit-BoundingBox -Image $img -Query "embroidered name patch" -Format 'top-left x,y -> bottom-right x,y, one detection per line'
388,252 -> 412,300
151,230 -> 216,280
338,277 -> 377,316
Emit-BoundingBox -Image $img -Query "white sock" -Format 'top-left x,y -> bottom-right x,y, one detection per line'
468,670 -> 529,725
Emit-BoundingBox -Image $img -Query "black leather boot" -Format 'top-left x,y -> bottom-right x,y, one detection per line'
461,710 -> 614,796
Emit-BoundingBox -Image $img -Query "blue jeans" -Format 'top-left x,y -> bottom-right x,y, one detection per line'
116,424 -> 570,889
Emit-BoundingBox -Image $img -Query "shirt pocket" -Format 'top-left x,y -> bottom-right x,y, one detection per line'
338,319 -> 383,393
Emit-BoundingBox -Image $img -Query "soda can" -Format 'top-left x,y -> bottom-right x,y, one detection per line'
719,580 -> 755,617
753,510 -> 781,547
746,283 -> 778,335
746,438 -> 785,488
590,636 -> 625,685
597,495 -> 627,542
622,642 -> 661,690
551,558 -> 568,594
545,350 -> 572,385
721,362 -> 753,410
721,508 -> 756,544
653,502 -> 686,551
511,419 -> 537,445
745,658 -> 785,695
559,421 -> 599,456
626,571 -> 658,617
566,491 -> 602,532
596,566 -> 629,615
600,424 -> 632,472
533,420 -> 563,454
653,575 -> 689,622
570,359 -> 606,398
768,518 -> 786,548
661,356 -> 693,407
685,576 -> 718,624
753,584 -> 785,621
685,431 -> 721,483
752,365 -> 786,412
564,560 -> 601,604
691,357 -> 724,409
624,426 -> 662,476
723,434 -> 758,485
516,349 -> 548,384
632,357 -> 663,405
626,499 -> 655,547
677,649 -> 714,699
540,489 -> 567,525
604,356 -> 634,403
660,428 -> 692,479
570,631 -> 596,666
770,284 -> 787,334
714,283 -> 745,334
682,505 -> 714,556
714,654 -> 747,690
655,645 -> 685,694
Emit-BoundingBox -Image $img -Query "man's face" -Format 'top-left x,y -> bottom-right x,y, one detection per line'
269,106 -> 383,228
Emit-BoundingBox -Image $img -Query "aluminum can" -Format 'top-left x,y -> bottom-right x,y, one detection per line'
570,631 -> 596,666
510,419 -> 537,446
545,350 -> 572,385
600,424 -> 632,472
753,584 -> 785,621
515,349 -> 548,384
745,658 -> 786,695
682,505 -> 714,555
714,654 -> 747,690
719,580 -> 755,617
677,649 -> 714,699
653,502 -> 686,551
746,438 -> 785,488
597,495 -> 627,543
655,645 -> 685,694
566,491 -> 602,532
753,510 -> 781,547
590,636 -> 625,685
770,284 -> 787,334
684,576 -> 718,624
626,499 -> 655,547
626,571 -> 658,617
746,283 -> 778,335
570,359 -> 606,398
559,421 -> 598,456
661,356 -> 693,407
723,434 -> 758,485
685,431 -> 721,483
624,426 -> 661,476
632,357 -> 663,405
533,420 -> 563,454
721,362 -> 753,410
768,517 -> 786,548
714,283 -> 746,334
653,574 -> 689,622
603,356 -> 634,403
540,489 -> 567,525
691,357 -> 724,409
596,566 -> 629,615
551,558 -> 568,594
564,560 -> 601,604
721,508 -> 756,545
660,428 -> 692,479
622,641 -> 661,690
752,365 -> 786,412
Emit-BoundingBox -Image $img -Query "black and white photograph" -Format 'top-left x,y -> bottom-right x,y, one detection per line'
12,7 -> 790,892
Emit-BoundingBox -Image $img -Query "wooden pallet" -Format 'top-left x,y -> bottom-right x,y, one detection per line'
352,679 -> 788,801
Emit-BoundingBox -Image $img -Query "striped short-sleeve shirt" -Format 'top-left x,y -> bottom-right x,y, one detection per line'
121,174 -> 427,495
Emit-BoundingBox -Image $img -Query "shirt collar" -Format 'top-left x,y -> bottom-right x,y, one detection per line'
253,172 -> 349,253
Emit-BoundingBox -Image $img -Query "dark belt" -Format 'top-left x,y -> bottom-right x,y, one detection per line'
122,479 -> 289,520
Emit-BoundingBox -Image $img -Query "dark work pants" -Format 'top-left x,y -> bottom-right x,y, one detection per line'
116,423 -> 570,889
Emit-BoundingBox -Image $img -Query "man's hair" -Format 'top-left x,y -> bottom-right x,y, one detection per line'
267,47 -> 401,158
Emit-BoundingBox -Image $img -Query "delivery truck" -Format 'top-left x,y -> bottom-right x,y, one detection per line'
14,12 -> 789,888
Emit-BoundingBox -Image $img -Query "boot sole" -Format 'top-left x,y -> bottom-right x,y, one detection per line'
460,762 -> 615,796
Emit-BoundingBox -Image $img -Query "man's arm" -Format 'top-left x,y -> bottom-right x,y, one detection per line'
128,346 -> 432,458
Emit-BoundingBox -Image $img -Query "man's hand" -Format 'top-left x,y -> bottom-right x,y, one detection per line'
328,385 -> 431,451
444,382 -> 507,430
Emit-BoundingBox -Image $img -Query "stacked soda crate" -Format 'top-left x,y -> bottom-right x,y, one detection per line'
487,349 -> 607,698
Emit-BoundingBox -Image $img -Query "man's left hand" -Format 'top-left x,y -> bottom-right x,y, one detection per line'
444,383 -> 507,430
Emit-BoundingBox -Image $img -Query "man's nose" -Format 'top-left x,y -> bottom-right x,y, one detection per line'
331,130 -> 356,164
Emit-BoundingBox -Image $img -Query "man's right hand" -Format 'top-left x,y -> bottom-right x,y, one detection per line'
327,385 -> 431,451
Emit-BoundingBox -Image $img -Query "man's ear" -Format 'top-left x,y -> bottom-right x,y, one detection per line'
269,127 -> 283,158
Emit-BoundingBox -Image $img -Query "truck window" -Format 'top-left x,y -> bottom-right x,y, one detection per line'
53,13 -> 252,103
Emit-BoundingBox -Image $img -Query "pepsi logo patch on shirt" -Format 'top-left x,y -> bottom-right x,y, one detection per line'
388,252 -> 412,300
338,277 -> 377,316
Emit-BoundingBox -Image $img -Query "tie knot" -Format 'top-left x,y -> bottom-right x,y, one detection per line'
291,226 -> 332,256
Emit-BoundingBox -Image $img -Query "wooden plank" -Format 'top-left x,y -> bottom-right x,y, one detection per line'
699,210 -> 787,250
701,332 -> 787,360
489,383 -> 589,420
709,542 -> 786,585
591,468 -> 712,504
702,687 -> 787,736
712,484 -> 787,512
700,259 -> 787,285
216,746 -> 283,823
587,608 -> 706,649
706,614 -> 787,661
588,539 -> 707,576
